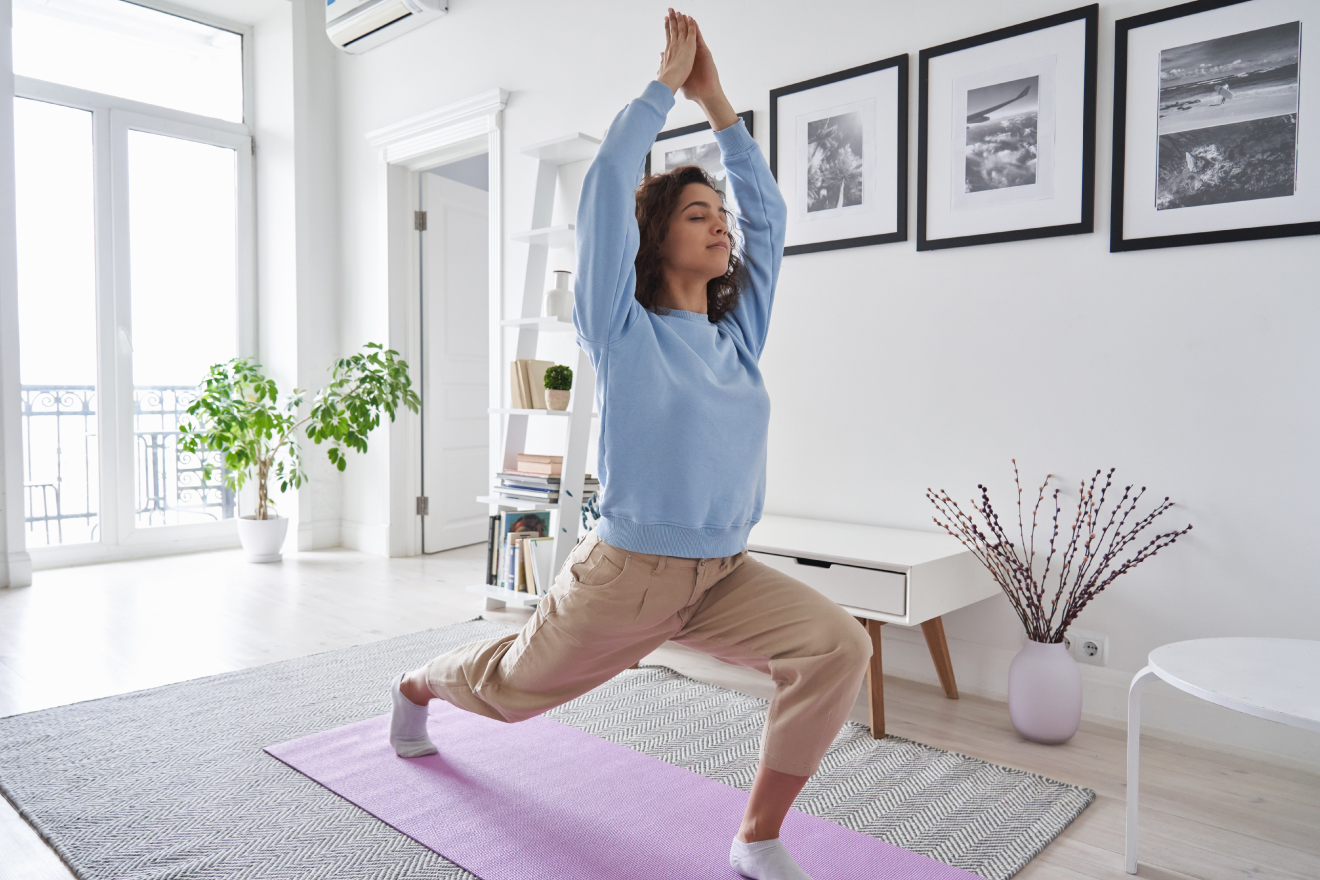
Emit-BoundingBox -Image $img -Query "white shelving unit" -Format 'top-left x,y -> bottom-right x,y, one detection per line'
466,132 -> 601,611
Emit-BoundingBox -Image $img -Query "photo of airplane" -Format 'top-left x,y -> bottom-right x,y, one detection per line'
968,85 -> 1032,124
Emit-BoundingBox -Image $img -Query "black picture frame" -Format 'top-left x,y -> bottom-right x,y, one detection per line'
917,4 -> 1099,251
1112,0 -> 1318,251
769,54 -> 909,255
644,110 -> 754,178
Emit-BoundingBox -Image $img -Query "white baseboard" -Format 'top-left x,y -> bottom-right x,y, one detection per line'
3,550 -> 32,587
340,520 -> 391,556
296,518 -> 342,551
27,532 -> 242,572
879,624 -> 1320,771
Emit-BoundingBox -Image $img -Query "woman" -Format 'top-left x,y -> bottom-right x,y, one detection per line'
388,12 -> 871,880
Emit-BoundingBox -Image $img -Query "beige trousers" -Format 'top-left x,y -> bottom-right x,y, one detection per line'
423,530 -> 872,777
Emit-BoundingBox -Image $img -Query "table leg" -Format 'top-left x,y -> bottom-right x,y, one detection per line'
1126,667 -> 1158,875
857,618 -> 885,738
920,616 -> 959,699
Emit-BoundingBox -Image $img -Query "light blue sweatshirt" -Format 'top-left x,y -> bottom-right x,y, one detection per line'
574,81 -> 787,558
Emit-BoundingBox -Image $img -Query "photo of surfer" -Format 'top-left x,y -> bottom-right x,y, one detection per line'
965,76 -> 1039,192
805,110 -> 865,213
1156,22 -> 1300,210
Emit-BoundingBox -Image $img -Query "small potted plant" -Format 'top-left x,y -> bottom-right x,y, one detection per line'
543,365 -> 573,411
928,462 -> 1191,744
180,343 -> 419,563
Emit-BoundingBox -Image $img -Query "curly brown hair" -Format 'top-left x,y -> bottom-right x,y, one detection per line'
634,165 -> 743,323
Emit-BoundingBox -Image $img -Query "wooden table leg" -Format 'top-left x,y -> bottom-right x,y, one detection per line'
857,618 -> 885,738
921,616 -> 959,699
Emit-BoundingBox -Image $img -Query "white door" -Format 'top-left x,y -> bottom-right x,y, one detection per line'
420,172 -> 489,551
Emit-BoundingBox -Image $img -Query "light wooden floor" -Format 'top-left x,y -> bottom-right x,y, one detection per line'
1,546 -> 1317,880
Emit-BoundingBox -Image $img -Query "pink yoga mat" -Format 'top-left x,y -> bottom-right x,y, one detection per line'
265,701 -> 981,880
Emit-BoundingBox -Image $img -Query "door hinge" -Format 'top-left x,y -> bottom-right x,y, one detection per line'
414,210 -> 428,231
416,496 -> 429,516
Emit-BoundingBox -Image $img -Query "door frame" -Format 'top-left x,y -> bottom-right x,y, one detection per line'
364,89 -> 506,557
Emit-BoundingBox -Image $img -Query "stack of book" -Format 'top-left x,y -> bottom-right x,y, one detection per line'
484,510 -> 555,594
509,359 -> 556,409
494,454 -> 599,505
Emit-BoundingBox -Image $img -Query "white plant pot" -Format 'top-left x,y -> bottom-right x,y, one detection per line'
545,388 -> 570,411
1007,639 -> 1083,744
236,514 -> 290,563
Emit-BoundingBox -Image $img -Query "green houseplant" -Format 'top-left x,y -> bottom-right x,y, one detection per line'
543,364 -> 572,411
179,343 -> 420,562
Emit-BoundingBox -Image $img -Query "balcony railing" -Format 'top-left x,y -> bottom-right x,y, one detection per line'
21,384 -> 235,547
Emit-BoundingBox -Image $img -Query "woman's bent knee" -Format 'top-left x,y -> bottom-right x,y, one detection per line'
837,619 -> 873,670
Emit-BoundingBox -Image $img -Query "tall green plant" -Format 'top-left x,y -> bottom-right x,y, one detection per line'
179,343 -> 420,520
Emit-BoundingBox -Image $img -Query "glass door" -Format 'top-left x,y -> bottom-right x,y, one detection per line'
125,127 -> 240,529
13,98 -> 100,547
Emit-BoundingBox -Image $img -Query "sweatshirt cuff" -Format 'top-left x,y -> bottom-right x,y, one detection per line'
714,118 -> 756,157
638,80 -> 677,115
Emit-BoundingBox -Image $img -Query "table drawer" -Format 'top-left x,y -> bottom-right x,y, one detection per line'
748,552 -> 906,617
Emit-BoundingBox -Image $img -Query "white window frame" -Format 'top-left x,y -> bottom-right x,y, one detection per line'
14,4 -> 255,569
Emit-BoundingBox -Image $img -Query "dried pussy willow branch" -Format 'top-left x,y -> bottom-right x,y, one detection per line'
927,461 -> 1192,643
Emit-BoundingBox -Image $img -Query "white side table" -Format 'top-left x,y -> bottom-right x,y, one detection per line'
1125,638 -> 1320,873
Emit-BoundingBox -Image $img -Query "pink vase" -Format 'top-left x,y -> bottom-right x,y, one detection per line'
1007,639 -> 1082,744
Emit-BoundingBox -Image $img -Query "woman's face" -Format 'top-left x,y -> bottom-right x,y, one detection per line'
659,182 -> 730,283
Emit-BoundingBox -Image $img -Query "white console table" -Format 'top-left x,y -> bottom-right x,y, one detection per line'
747,514 -> 1000,738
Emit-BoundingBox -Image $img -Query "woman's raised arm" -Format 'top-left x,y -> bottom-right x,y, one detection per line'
573,13 -> 695,349
686,20 -> 787,358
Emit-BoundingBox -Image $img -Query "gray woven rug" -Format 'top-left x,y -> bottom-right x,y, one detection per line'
0,619 -> 1093,880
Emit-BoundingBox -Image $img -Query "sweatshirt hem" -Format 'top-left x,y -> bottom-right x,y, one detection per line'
597,515 -> 753,559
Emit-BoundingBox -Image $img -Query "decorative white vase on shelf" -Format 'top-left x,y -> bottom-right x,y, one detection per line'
545,389 -> 570,411
236,514 -> 289,564
1007,639 -> 1083,744
544,270 -> 573,320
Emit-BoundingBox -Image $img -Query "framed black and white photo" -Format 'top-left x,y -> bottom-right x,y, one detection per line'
769,55 -> 908,255
645,111 -> 754,198
1112,0 -> 1317,251
918,5 -> 1098,250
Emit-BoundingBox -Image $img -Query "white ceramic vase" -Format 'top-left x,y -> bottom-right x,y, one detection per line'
545,388 -> 570,411
236,514 -> 290,563
1007,639 -> 1082,744
544,270 -> 573,320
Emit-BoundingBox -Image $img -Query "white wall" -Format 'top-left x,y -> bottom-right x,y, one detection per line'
251,0 -> 343,549
332,0 -> 1319,765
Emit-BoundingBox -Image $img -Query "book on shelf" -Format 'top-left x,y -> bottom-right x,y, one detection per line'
515,454 -> 562,473
501,530 -> 537,591
498,487 -> 562,503
493,471 -> 599,505
498,470 -> 599,488
489,510 -> 552,591
485,514 -> 498,585
527,536 -> 555,594
509,360 -> 556,409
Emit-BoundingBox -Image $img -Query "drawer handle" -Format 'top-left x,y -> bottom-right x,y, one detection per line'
795,557 -> 832,568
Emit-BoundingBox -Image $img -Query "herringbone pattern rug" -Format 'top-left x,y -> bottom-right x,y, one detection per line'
0,619 -> 1093,880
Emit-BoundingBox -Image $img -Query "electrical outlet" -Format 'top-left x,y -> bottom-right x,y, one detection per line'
1065,629 -> 1108,666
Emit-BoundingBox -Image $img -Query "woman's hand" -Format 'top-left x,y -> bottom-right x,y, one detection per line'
656,9 -> 697,95
681,19 -> 739,132
679,21 -> 720,104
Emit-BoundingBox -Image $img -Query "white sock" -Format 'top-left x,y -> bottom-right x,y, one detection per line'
729,838 -> 813,880
389,673 -> 437,758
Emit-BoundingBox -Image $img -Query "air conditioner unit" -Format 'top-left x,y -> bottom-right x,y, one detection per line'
326,0 -> 447,54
